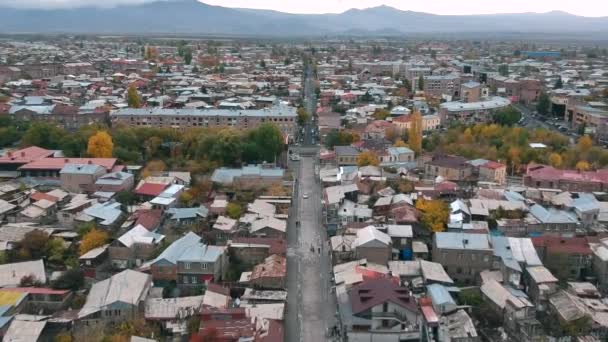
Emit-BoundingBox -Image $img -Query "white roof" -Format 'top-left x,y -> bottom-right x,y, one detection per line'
79,244 -> 109,260
150,196 -> 176,206
118,225 -> 165,248
386,225 -> 413,238
145,295 -> 204,320
0,260 -> 46,287
79,269 -> 151,318
354,226 -> 391,248
481,279 -> 532,310
4,319 -> 47,342
420,260 -> 453,284
251,216 -> 286,234
527,266 -> 558,284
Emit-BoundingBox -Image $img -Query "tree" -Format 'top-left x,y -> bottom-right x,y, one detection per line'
418,75 -> 424,91
415,199 -> 449,233
79,228 -> 109,256
17,230 -> 49,260
554,76 -> 563,89
87,131 -> 114,158
357,151 -> 380,167
54,333 -> 73,342
226,203 -> 243,219
549,153 -> 563,168
537,92 -> 551,116
297,107 -> 309,126
408,111 -> 423,155
402,78 -> 412,93
394,139 -> 408,148
250,123 -> 284,163
493,106 -> 522,126
46,238 -> 66,263
127,85 -> 141,108
140,160 -> 167,179
184,49 -> 193,65
498,64 -> 509,77
577,135 -> 593,154
266,183 -> 287,197
22,122 -> 66,149
373,109 -> 390,121
576,160 -> 591,171
52,269 -> 84,291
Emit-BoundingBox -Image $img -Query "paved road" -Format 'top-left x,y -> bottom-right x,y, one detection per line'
285,59 -> 338,342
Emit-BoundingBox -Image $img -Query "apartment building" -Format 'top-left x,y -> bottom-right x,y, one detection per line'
111,104 -> 298,137
423,74 -> 461,98
439,97 -> 511,125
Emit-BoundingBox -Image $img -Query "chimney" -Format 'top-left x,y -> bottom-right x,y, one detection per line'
88,160 -> 93,165
20,152 -> 25,157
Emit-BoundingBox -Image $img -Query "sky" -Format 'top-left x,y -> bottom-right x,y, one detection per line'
1,0 -> 608,17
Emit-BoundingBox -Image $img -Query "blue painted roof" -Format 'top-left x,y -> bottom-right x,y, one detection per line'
427,284 -> 456,306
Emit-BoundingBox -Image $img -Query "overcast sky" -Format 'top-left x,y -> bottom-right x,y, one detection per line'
2,0 -> 608,17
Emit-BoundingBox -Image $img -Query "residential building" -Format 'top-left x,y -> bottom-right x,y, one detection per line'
111,104 -> 297,137
249,254 -> 287,289
354,226 -> 393,265
423,74 -> 461,98
524,164 -> 608,192
94,172 -> 134,193
334,146 -> 360,166
439,97 -> 511,125
60,163 -> 107,193
432,232 -> 493,284
532,236 -> 593,282
425,155 -> 473,182
211,165 -> 284,189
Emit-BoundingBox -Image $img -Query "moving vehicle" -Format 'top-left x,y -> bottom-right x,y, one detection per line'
302,193 -> 309,199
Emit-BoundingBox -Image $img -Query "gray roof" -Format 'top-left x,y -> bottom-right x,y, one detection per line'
435,232 -> 492,251
441,96 -> 511,112
60,163 -> 105,175
83,201 -> 123,226
95,171 -> 133,185
0,259 -> 46,287
79,269 -> 151,318
111,104 -> 296,118
211,165 -> 284,184
529,204 -> 578,224
334,146 -> 360,156
167,207 -> 209,220
143,232 -> 223,267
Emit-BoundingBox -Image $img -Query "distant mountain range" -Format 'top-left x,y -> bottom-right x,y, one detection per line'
1,0 -> 608,36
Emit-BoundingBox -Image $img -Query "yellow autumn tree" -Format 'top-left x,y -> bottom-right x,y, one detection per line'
415,198 -> 449,233
79,228 -> 109,255
87,131 -> 114,158
577,135 -> 593,154
140,160 -> 167,179
357,151 -> 380,167
576,160 -> 591,171
394,139 -> 408,148
127,84 -> 141,108
408,111 -> 423,155
549,153 -> 563,168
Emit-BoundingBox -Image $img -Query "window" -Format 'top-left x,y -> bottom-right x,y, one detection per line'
191,276 -> 197,284
201,263 -> 208,270
184,262 -> 191,269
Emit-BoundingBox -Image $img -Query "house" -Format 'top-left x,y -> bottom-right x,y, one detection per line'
145,295 -> 204,335
591,238 -> 608,291
17,199 -> 57,223
77,201 -> 123,229
165,206 -> 208,228
354,226 -> 392,266
477,160 -> 507,185
109,225 -> 165,269
0,260 -> 46,287
524,165 -> 608,192
432,232 -> 493,285
528,204 -> 579,233
524,266 -> 558,308
141,232 -> 228,290
135,182 -> 169,199
386,225 -> 413,250
94,171 -> 134,193
79,244 -> 110,279
75,270 -> 152,336
60,163 -> 107,193
425,155 -> 473,182
228,237 -> 286,267
381,147 -> 415,165
427,283 -> 457,314
0,146 -> 55,172
491,236 -> 543,288
334,146 -> 360,166
532,236 -> 593,282
19,157 -> 118,178
250,216 -> 287,239
250,254 -> 287,290
211,165 -> 284,189
340,278 -> 421,341
330,235 -> 357,264
437,309 -> 479,342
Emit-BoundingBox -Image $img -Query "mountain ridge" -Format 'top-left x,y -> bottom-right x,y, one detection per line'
0,1 -> 607,35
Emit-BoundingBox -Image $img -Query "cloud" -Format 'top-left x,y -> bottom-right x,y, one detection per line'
0,0 -> 157,9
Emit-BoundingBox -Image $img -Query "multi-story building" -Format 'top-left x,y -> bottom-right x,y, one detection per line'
439,97 -> 511,125
110,104 -> 297,137
432,232 -> 493,285
425,155 -> 473,182
423,74 -> 461,98
524,165 -> 608,192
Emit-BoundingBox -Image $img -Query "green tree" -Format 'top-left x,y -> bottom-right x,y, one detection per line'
226,203 -> 243,219
554,76 -> 563,89
250,123 -> 284,163
51,269 -> 84,291
373,109 -> 390,120
297,107 -> 309,126
418,75 -> 424,91
498,64 -> 509,77
22,122 -> 66,149
537,92 -> 551,116
493,106 -> 522,126
184,49 -> 193,65
46,238 -> 66,263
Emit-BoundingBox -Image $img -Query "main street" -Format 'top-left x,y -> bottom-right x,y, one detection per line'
285,58 -> 338,342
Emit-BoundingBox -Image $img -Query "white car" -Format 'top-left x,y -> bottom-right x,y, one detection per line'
302,193 -> 309,199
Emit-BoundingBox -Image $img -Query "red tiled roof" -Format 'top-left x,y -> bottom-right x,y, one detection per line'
349,278 -> 418,315
481,160 -> 506,170
526,165 -> 608,184
135,183 -> 168,197
135,209 -> 163,230
30,192 -> 59,203
532,236 -> 592,255
0,146 -> 54,164
19,157 -> 117,171
207,283 -> 230,296
250,255 -> 286,281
